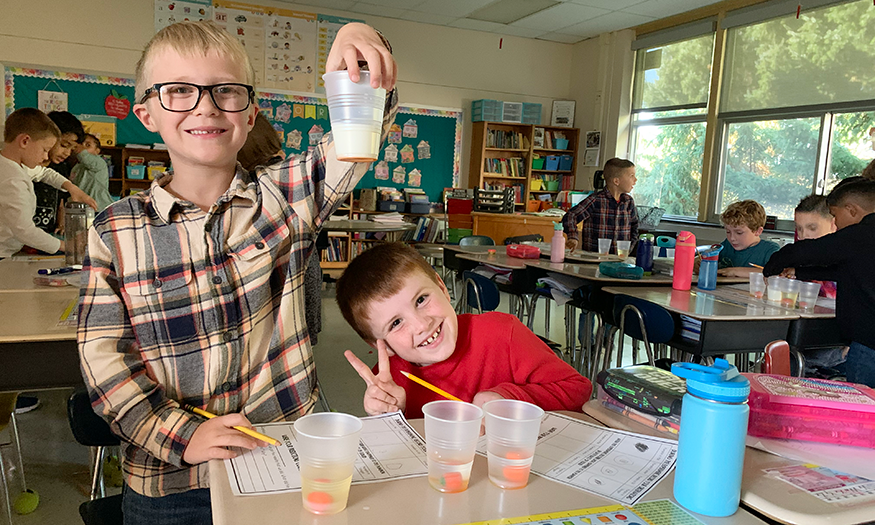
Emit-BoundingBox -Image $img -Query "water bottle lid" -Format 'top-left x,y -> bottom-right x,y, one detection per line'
66,202 -> 89,209
554,221 -> 562,231
676,231 -> 696,248
671,358 -> 750,402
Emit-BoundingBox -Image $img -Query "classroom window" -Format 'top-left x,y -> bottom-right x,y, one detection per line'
630,33 -> 714,220
827,110 -> 875,191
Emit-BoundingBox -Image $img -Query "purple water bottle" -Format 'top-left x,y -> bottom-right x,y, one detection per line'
636,235 -> 654,276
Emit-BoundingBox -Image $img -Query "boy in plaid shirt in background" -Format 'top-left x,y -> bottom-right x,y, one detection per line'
77,20 -> 396,523
562,158 -> 638,253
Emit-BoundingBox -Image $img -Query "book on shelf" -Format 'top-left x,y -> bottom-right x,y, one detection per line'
483,157 -> 525,178
400,216 -> 445,243
485,129 -> 530,150
322,237 -> 349,262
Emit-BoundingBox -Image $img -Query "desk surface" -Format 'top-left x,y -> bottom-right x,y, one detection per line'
323,219 -> 416,232
456,251 -> 528,270
602,286 -> 800,321
524,259 -> 677,284
0,259 -> 80,292
210,414 -> 766,525
583,401 -> 873,525
0,290 -> 79,342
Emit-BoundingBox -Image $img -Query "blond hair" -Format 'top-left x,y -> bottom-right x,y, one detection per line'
3,108 -> 61,143
721,200 -> 767,231
134,21 -> 255,101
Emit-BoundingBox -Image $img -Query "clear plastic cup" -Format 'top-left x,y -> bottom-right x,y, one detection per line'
322,70 -> 387,162
666,248 -> 675,258
766,276 -> 784,304
598,238 -> 612,255
780,278 -> 801,308
423,401 -> 483,493
294,413 -> 363,515
797,281 -> 822,310
483,400 -> 544,489
749,272 -> 766,299
616,240 -> 631,259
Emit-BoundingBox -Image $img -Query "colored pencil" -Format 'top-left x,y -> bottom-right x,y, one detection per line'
185,405 -> 280,446
399,371 -> 462,401
749,263 -> 764,269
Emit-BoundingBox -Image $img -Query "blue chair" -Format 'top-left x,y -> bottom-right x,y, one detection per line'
458,235 -> 495,247
596,295 -> 676,380
460,270 -> 500,314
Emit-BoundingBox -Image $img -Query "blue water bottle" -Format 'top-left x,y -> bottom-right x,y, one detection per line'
635,235 -> 654,275
671,359 -> 750,517
697,244 -> 723,291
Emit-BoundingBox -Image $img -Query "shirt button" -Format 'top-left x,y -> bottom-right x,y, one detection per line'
255,241 -> 265,249
223,331 -> 234,342
153,279 -> 162,288
204,223 -> 212,233
221,382 -> 233,393
212,276 -> 222,285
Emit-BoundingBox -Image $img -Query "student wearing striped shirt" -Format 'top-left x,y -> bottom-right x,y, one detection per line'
562,158 -> 639,253
77,21 -> 396,524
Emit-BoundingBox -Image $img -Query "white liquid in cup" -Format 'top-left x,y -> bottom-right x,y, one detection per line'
322,70 -> 386,163
331,123 -> 382,162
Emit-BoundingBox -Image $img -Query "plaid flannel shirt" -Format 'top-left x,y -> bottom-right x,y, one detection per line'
561,189 -> 639,253
78,89 -> 398,497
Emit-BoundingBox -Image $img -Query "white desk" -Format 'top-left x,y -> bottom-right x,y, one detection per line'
0,258 -> 77,293
583,401 -> 874,525
209,414 -> 767,525
323,219 -> 416,233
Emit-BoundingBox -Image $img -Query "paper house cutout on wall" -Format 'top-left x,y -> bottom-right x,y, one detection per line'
408,168 -> 422,187
258,100 -> 273,119
308,125 -> 324,145
286,129 -> 303,150
400,144 -> 415,163
384,144 -> 399,163
392,166 -> 406,184
274,103 -> 291,123
417,140 -> 431,160
272,123 -> 284,144
374,160 -> 389,180
403,119 -> 418,138
388,124 -> 403,143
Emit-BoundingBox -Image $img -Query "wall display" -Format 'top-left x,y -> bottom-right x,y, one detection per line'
316,14 -> 365,93
551,100 -> 575,127
155,0 -> 211,32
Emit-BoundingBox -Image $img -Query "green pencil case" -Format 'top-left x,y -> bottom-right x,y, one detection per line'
598,262 -> 644,280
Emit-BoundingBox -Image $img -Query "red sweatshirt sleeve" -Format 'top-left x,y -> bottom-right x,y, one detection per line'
486,317 -> 592,411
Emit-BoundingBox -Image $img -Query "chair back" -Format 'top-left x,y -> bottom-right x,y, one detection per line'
459,235 -> 495,247
763,340 -> 792,376
503,234 -> 542,245
0,393 -> 16,431
462,271 -> 500,313
613,295 -> 675,344
67,390 -> 120,448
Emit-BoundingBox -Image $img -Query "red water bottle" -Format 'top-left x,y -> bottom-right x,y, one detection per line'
672,231 -> 696,291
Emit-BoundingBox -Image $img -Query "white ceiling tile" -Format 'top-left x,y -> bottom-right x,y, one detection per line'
411,0 -> 496,18
449,18 -> 508,33
349,2 -> 409,18
625,0 -> 720,18
559,10 -> 655,36
537,32 -> 584,43
350,0 -> 425,8
511,3 -> 609,31
500,25 -> 549,39
397,11 -> 459,26
294,0 -> 358,10
565,0 -> 647,9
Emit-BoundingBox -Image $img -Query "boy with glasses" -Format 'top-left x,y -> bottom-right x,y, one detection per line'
77,20 -> 396,523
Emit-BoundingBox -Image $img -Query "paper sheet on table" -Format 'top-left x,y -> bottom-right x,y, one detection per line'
224,412 -> 427,496
764,464 -> 875,504
55,297 -> 79,328
476,412 -> 678,505
747,436 -> 875,480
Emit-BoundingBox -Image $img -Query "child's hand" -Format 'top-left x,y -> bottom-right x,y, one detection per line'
68,186 -> 98,210
472,391 -> 504,408
780,267 -> 796,279
565,238 -> 578,251
345,340 -> 406,416
325,22 -> 396,90
717,267 -> 753,277
182,413 -> 265,465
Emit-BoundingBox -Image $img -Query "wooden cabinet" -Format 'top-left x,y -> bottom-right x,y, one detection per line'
471,212 -> 561,244
101,146 -> 171,198
468,122 -> 580,209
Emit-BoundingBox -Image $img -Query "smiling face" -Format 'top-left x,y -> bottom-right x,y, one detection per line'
724,223 -> 762,251
19,134 -> 58,169
133,46 -> 256,175
48,132 -> 79,165
794,210 -> 836,240
362,270 -> 458,367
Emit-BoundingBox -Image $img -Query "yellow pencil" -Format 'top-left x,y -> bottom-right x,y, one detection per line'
749,263 -> 764,269
185,405 -> 280,446
399,371 -> 462,401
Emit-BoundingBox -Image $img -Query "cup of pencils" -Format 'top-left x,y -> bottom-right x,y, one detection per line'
483,399 -> 544,489
422,400 -> 483,493
294,413 -> 363,514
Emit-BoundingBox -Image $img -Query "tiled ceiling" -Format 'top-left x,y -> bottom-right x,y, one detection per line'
288,0 -> 726,43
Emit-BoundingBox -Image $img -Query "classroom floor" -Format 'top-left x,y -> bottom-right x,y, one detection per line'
3,285 -> 579,525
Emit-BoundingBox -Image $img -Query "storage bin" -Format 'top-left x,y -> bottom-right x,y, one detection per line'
472,99 -> 503,122
526,200 -> 540,212
126,165 -> 145,179
147,166 -> 166,180
530,180 -> 542,191
501,102 -> 523,123
559,155 -> 573,171
447,228 -> 473,244
531,155 -> 545,170
522,103 -> 541,125
545,155 -> 560,171
554,138 -> 569,150
406,202 -> 430,214
378,201 -> 404,212
545,180 -> 560,191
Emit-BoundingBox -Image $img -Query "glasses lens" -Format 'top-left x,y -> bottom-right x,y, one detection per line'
212,84 -> 251,112
158,84 -> 201,111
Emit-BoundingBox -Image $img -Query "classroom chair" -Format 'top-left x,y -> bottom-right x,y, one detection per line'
458,235 -> 495,247
760,340 -> 805,377
67,390 -> 123,525
459,271 -> 500,314
0,393 -> 37,524
503,234 -> 543,245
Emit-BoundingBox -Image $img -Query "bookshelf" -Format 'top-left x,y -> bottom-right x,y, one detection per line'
321,194 -> 354,269
101,146 -> 171,198
468,122 -> 579,209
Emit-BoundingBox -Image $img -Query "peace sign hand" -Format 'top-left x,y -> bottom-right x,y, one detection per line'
344,340 -> 407,416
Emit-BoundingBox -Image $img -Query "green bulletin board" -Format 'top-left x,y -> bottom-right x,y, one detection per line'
5,67 -> 463,202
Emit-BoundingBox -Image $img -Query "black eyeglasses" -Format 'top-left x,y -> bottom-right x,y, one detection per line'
140,82 -> 255,113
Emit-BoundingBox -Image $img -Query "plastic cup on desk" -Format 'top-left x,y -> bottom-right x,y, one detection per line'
322,70 -> 387,162
598,238 -> 612,255
666,248 -> 675,259
749,272 -> 766,299
294,413 -> 363,515
779,278 -> 801,308
797,281 -> 821,310
616,240 -> 631,259
483,400 -> 544,489
766,276 -> 784,304
423,401 -> 483,493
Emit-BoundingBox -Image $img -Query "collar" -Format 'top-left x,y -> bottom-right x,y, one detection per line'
599,188 -> 631,203
150,164 -> 259,224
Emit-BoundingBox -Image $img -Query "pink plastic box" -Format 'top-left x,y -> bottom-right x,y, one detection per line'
744,373 -> 875,448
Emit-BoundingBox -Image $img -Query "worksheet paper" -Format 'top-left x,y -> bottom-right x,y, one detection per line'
224,412 -> 427,496
476,412 -> 678,505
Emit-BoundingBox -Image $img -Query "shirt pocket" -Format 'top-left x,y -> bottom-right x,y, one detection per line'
122,271 -> 202,348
